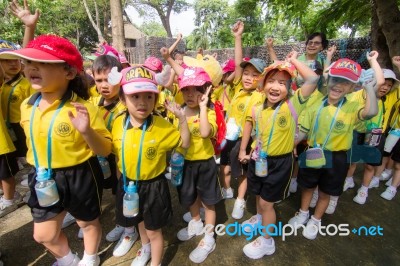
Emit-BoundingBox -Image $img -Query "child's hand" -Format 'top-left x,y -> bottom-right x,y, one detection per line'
326,45 -> 337,58
392,56 -> 400,69
198,85 -> 212,108
367,51 -> 379,62
160,47 -> 170,60
266,37 -> 274,48
10,0 -> 40,28
238,150 -> 250,164
165,100 -> 185,120
68,102 -> 90,134
286,50 -> 298,62
176,33 -> 182,40
232,20 -> 244,37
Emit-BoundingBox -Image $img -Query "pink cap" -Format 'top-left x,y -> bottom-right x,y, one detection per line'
222,59 -> 235,74
328,58 -> 362,83
93,45 -> 119,59
120,66 -> 158,95
178,67 -> 211,89
118,52 -> 129,64
143,56 -> 163,72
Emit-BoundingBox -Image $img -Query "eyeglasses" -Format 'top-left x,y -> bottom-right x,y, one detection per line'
307,41 -> 322,46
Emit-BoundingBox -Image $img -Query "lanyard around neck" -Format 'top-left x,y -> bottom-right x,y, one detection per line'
312,98 -> 344,148
29,95 -> 68,170
121,115 -> 147,191
255,101 -> 283,155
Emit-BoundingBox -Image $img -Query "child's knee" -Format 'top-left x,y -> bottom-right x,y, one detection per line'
33,229 -> 60,244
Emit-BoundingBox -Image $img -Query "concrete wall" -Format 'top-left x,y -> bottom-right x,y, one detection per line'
124,36 -> 372,69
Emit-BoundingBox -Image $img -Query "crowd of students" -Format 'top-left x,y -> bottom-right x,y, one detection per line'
0,1 -> 400,266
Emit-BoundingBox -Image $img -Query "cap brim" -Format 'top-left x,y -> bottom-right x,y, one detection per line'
329,69 -> 359,83
122,82 -> 159,95
0,49 -> 65,63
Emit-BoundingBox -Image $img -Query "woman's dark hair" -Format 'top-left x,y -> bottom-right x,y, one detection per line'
306,32 -> 328,50
92,55 -> 123,74
65,64 -> 89,100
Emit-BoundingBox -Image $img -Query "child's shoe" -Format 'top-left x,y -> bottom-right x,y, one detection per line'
243,236 -> 275,259
177,219 -> 204,241
381,187 -> 397,201
189,238 -> 216,263
231,198 -> 246,219
288,210 -> 309,229
302,215 -> 321,240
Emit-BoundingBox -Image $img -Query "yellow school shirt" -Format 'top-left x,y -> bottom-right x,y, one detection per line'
1,74 -> 33,123
112,114 -> 182,181
213,84 -> 237,112
298,89 -> 324,127
300,96 -> 363,151
89,95 -> 126,131
227,79 -> 264,137
20,91 -> 111,168
246,89 -> 308,156
155,85 -> 167,114
89,84 -> 100,97
178,108 -> 217,161
0,87 -> 16,154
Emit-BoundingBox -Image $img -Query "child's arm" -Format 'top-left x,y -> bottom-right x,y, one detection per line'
368,51 -> 385,89
160,47 -> 184,76
392,56 -> 400,72
238,120 -> 252,162
266,37 -> 278,62
287,51 -> 319,98
69,102 -> 111,157
198,86 -> 213,138
233,20 -> 245,81
323,45 -> 336,81
225,71 -> 235,85
10,0 -> 40,48
168,33 -> 183,55
165,101 -> 190,149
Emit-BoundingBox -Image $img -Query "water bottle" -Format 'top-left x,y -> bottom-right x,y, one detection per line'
255,151 -> 268,177
170,151 -> 184,186
123,181 -> 139,217
34,167 -> 60,207
97,156 -> 111,179
225,118 -> 240,141
384,129 -> 400,152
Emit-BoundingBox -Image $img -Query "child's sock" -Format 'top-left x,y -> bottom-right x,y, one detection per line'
204,230 -> 215,244
82,251 -> 96,261
142,242 -> 151,253
56,250 -> 75,266
124,226 -> 135,234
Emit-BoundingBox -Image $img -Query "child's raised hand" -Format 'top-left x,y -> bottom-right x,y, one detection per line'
198,85 -> 212,108
266,37 -> 274,48
10,0 -> 40,28
232,20 -> 244,37
176,33 -> 183,40
286,50 -> 298,62
68,102 -> 90,134
392,56 -> 400,69
326,45 -> 337,58
367,51 -> 379,62
165,100 -> 185,120
160,47 -> 170,60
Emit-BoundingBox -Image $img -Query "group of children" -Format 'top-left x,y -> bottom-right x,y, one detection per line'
0,4 -> 399,265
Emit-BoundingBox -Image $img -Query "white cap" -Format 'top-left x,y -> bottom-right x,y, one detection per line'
383,69 -> 399,82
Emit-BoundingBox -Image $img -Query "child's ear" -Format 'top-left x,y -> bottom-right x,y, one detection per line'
66,67 -> 78,80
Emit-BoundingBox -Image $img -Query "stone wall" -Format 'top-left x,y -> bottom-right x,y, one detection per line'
124,36 -> 372,69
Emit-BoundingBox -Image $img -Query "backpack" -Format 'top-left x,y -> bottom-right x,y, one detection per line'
212,100 -> 227,155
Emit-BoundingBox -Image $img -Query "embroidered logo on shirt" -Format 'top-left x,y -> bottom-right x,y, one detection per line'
238,103 -> 245,112
55,122 -> 72,137
145,147 -> 157,160
191,127 -> 201,137
335,120 -> 345,131
278,116 -> 287,127
10,94 -> 19,103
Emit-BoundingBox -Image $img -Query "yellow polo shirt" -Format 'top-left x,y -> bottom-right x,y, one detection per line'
246,89 -> 308,156
20,91 -> 111,168
0,87 -> 16,154
112,114 -> 182,181
89,95 -> 126,131
1,74 -> 34,123
300,96 -> 363,151
89,85 -> 100,97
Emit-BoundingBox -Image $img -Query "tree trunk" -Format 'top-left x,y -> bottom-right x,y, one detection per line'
371,0 -> 391,68
110,0 -> 125,52
374,0 -> 400,68
82,0 -> 105,44
159,14 -> 172,37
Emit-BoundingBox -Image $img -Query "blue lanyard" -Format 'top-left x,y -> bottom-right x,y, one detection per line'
6,85 -> 17,128
121,115 -> 147,192
312,98 -> 344,148
29,95 -> 68,171
106,112 -> 114,131
255,102 -> 282,155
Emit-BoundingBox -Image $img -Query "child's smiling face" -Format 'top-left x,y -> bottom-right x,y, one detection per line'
327,76 -> 355,103
241,64 -> 260,90
263,70 -> 290,105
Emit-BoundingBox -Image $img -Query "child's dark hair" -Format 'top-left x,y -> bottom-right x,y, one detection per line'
172,50 -> 184,59
306,32 -> 329,50
63,64 -> 89,100
92,55 -> 123,75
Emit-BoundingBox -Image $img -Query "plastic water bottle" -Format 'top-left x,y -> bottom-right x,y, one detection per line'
123,181 -> 139,217
35,167 -> 60,207
255,151 -> 268,177
170,151 -> 184,186
225,117 -> 240,141
384,129 -> 400,152
98,156 -> 111,179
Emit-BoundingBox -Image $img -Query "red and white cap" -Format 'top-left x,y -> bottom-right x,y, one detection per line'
143,56 -> 163,72
178,67 -> 211,89
328,58 -> 362,83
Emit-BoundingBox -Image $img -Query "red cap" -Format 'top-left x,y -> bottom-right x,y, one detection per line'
0,35 -> 83,72
118,52 -> 129,65
222,59 -> 235,74
178,67 -> 211,89
328,58 -> 362,83
143,57 -> 163,72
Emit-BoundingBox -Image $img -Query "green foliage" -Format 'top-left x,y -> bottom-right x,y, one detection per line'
139,21 -> 167,36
